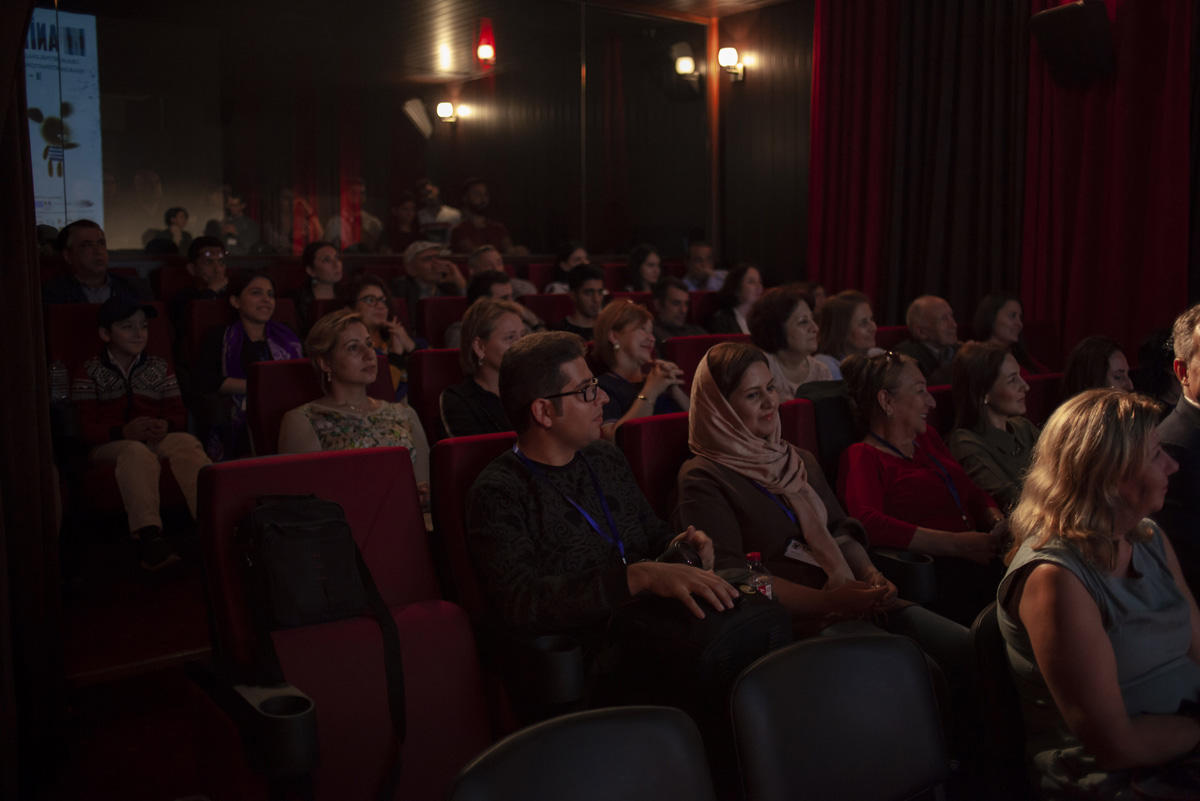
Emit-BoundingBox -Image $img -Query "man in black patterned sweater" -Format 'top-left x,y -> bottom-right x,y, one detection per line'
466,331 -> 736,643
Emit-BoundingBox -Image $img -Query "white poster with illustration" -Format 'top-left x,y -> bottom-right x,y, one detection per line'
25,8 -> 103,230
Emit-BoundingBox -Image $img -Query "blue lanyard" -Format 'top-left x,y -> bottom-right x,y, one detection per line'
512,445 -> 627,565
868,433 -> 969,524
750,481 -> 798,526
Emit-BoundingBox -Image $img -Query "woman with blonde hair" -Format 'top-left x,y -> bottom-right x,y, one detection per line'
594,299 -> 689,439
815,290 -> 881,379
439,297 -> 527,437
999,389 -> 1200,798
278,308 -> 429,501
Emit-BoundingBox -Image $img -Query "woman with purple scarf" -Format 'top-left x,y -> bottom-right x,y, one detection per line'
196,271 -> 301,459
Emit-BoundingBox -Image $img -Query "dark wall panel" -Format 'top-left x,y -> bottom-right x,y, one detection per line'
718,1 -> 815,284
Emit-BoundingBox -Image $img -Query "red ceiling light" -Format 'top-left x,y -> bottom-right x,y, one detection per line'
476,18 -> 495,66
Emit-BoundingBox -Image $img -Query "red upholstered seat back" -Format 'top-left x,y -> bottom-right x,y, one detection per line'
614,411 -> 691,520
661,333 -> 752,387
525,263 -> 556,291
246,355 -> 393,455
518,294 -> 575,329
430,432 -> 517,615
151,264 -> 197,303
600,263 -> 626,292
1024,371 -> 1065,426
875,326 -> 909,351
418,295 -> 469,346
407,348 -> 463,442
198,447 -> 437,672
46,301 -> 172,370
778,399 -> 819,454
687,291 -> 720,326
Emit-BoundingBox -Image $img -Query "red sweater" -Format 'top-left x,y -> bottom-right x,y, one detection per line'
838,427 -> 998,549
70,351 -> 186,446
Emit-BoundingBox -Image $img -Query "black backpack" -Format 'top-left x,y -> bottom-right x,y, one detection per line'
239,495 -> 406,790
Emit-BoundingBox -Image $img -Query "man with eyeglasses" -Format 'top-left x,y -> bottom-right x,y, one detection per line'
467,332 -> 737,707
167,236 -> 231,345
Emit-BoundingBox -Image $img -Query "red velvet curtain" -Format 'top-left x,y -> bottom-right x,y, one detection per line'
1020,0 -> 1192,358
807,0 -> 897,299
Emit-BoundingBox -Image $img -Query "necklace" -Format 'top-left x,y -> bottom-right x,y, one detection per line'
325,396 -> 374,414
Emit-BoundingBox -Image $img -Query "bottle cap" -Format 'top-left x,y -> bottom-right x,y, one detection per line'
746,551 -> 761,561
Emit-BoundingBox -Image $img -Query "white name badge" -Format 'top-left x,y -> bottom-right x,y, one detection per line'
784,538 -> 823,568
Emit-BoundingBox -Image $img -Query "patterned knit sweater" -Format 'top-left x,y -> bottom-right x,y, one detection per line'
70,351 -> 185,446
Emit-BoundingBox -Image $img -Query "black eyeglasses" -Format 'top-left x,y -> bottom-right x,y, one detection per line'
543,377 -> 600,403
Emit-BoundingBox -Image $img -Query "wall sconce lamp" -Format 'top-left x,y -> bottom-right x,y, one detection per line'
477,18 -> 496,66
718,47 -> 745,82
672,42 -> 696,76
436,102 -> 457,122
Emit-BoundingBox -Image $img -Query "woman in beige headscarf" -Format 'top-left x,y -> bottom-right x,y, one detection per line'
675,341 -> 898,629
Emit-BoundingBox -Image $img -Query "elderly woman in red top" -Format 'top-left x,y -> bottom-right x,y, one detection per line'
838,351 -> 1005,624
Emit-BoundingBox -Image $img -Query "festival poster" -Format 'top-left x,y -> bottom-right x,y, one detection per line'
25,8 -> 103,230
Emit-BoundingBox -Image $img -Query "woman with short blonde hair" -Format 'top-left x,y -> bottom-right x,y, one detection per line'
440,297 -> 527,437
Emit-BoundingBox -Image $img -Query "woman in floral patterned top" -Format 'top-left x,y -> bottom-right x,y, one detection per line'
278,308 -> 430,505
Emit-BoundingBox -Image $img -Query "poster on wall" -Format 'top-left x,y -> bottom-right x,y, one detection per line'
24,8 -> 103,230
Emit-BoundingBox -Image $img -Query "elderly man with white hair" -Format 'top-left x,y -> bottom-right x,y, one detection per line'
894,294 -> 960,385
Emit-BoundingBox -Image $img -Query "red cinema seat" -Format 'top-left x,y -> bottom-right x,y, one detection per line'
518,294 -> 575,330
197,448 -> 490,801
661,334 -> 751,388
264,260 -> 306,296
662,259 -> 685,277
148,259 -> 191,300
1024,372 -> 1065,426
600,263 -> 626,292
608,291 -> 652,309
407,348 -> 463,443
875,326 -> 909,351
245,355 -> 393,455
430,432 -> 517,616
687,291 -> 720,327
46,301 -> 173,369
1022,320 -> 1063,371
928,384 -> 954,435
614,412 -> 691,521
525,263 -> 556,292
778,399 -> 819,455
417,296 -> 469,346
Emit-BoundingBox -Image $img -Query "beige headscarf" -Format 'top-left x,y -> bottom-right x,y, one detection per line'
689,350 -> 854,584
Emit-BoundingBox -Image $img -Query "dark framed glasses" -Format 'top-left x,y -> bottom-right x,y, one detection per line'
543,376 -> 600,403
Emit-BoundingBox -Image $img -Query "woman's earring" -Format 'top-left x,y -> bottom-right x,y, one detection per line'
613,342 -> 620,351
983,395 -> 991,406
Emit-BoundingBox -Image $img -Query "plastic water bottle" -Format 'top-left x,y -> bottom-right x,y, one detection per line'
746,552 -> 773,600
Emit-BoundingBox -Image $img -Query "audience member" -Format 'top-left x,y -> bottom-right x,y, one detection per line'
147,207 -> 192,254
450,178 -> 513,254
999,389 -> 1200,799
748,285 -> 832,398
262,188 -> 324,256
415,177 -> 462,245
554,265 -> 604,339
278,309 -> 429,504
43,220 -> 150,305
1157,304 -> 1200,595
439,298 -> 526,437
467,244 -> 536,296
36,224 -> 58,259
594,300 -> 688,439
948,342 -> 1038,511
325,177 -> 382,252
681,240 -> 725,292
651,276 -> 705,346
676,342 -> 973,680
391,241 -> 466,326
1063,335 -> 1134,398
348,274 -> 418,401
544,241 -> 589,294
385,190 -> 420,254
293,240 -> 344,336
1138,327 -> 1182,414
707,263 -> 763,334
444,271 -> 543,349
895,295 -> 959,385
839,351 -> 1003,623
70,297 -> 210,570
465,330 -> 736,649
205,192 -> 261,256
971,292 -> 1047,374
794,280 -> 827,314
625,244 -> 662,292
815,290 -> 881,379
168,236 -> 230,337
195,271 -> 302,459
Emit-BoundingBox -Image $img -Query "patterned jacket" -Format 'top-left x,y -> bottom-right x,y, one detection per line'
70,350 -> 186,446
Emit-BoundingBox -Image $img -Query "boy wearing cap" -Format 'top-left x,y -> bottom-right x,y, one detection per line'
71,297 -> 211,569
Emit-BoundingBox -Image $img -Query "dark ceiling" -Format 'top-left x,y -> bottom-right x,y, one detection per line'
591,0 -> 788,20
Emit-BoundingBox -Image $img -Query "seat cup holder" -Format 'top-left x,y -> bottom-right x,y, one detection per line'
234,684 -> 319,778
